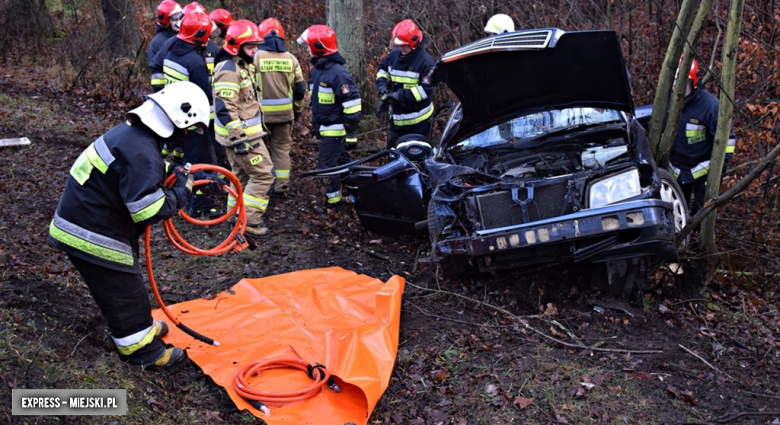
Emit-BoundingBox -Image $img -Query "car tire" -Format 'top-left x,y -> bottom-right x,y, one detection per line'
657,169 -> 689,253
427,202 -> 477,279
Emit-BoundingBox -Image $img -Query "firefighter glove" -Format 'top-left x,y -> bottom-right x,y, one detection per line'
175,167 -> 194,195
377,85 -> 388,95
194,172 -> 227,197
376,95 -> 390,118
233,141 -> 252,155
344,134 -> 358,151
387,91 -> 402,103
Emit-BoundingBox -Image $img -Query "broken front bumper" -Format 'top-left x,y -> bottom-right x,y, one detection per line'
436,199 -> 678,263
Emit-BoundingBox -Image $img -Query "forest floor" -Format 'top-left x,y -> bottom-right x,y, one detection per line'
1,66 -> 779,425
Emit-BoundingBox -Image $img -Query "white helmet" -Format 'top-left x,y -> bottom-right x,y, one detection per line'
484,14 -> 515,35
127,81 -> 210,138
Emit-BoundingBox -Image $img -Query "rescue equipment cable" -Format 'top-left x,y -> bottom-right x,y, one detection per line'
234,358 -> 341,414
145,163 -> 249,347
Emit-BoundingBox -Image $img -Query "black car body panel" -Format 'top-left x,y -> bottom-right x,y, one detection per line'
432,29 -> 635,147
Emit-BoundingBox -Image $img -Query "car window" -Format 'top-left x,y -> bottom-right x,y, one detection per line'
449,107 -> 624,151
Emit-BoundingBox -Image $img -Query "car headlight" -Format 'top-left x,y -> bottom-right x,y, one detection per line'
588,168 -> 641,208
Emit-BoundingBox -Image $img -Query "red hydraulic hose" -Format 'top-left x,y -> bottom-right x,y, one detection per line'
234,358 -> 341,414
145,163 -> 248,346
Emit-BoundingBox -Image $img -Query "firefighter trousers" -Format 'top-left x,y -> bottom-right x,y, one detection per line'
68,254 -> 166,366
680,178 -> 707,216
226,139 -> 275,225
318,136 -> 352,205
181,130 -> 216,214
265,122 -> 294,194
387,117 -> 433,150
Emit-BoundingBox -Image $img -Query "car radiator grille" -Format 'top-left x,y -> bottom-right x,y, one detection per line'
477,184 -> 573,230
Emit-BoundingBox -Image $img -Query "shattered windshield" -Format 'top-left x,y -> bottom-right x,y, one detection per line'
448,107 -> 624,151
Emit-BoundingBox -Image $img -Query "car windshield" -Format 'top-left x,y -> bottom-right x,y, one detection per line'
448,107 -> 624,151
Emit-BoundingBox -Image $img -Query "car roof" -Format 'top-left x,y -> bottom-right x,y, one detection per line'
432,28 -> 634,146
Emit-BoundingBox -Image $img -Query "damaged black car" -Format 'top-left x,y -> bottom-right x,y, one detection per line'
304,28 -> 689,303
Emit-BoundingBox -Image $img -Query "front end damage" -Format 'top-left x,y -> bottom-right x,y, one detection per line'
427,123 -> 679,273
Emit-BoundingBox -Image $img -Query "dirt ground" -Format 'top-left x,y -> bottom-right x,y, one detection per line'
1,70 -> 780,425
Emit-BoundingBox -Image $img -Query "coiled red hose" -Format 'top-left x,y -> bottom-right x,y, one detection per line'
145,163 -> 247,346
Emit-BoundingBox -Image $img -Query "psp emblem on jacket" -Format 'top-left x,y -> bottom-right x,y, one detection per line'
341,84 -> 350,94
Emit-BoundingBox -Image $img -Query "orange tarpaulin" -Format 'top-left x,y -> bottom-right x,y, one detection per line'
151,267 -> 404,424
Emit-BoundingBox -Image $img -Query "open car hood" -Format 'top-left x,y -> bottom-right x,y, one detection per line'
432,29 -> 634,146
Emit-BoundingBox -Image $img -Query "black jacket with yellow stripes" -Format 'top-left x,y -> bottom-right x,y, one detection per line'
48,122 -> 188,273
309,52 -> 362,137
375,47 -> 435,126
668,87 -> 737,184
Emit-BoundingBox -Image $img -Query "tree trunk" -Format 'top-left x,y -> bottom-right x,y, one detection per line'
656,0 -> 713,168
101,0 -> 141,59
0,0 -> 55,57
647,0 -> 700,163
327,0 -> 371,109
699,0 -> 746,260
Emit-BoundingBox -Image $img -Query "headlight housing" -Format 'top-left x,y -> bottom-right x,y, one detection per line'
588,168 -> 641,208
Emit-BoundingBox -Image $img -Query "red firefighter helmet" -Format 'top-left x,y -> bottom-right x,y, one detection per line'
391,19 -> 423,49
223,20 -> 263,55
156,0 -> 183,28
677,57 -> 700,88
259,18 -> 285,39
297,25 -> 338,57
182,2 -> 207,15
177,11 -> 212,46
209,9 -> 234,33
688,58 -> 699,88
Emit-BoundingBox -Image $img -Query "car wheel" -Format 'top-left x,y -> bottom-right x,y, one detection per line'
657,169 -> 689,252
427,202 -> 477,279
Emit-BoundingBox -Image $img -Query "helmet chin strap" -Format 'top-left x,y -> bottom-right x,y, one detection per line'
238,48 -> 254,63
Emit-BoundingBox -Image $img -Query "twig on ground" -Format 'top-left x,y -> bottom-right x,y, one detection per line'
70,332 -> 92,358
22,344 -> 42,378
406,282 -> 663,354
713,411 -> 780,423
736,389 -> 780,400
669,298 -> 708,306
552,320 -> 586,348
342,239 -> 393,262
678,344 -> 735,380
407,301 -> 509,328
679,344 -> 717,371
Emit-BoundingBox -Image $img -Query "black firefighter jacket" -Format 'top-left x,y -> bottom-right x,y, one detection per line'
48,123 -> 189,273
150,37 -> 216,105
668,87 -> 737,184
375,47 -> 435,127
309,52 -> 362,138
147,25 -> 178,86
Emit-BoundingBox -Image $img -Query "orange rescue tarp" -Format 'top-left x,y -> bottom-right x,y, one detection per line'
151,267 -> 403,424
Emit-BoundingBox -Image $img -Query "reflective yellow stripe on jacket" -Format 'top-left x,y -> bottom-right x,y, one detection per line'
49,213 -> 134,266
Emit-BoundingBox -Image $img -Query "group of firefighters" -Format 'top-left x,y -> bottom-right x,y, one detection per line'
46,3 -> 734,372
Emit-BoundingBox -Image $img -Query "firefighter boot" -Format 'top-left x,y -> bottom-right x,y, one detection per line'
153,321 -> 169,338
245,221 -> 270,237
147,347 -> 188,371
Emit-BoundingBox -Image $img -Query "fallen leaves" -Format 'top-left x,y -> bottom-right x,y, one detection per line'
667,385 -> 699,405
513,396 -> 533,409
627,371 -> 656,381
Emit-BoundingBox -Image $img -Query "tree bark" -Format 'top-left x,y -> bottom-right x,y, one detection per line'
327,0 -> 370,109
101,0 -> 141,59
656,0 -> 714,168
647,0 -> 700,163
700,0 -> 746,256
